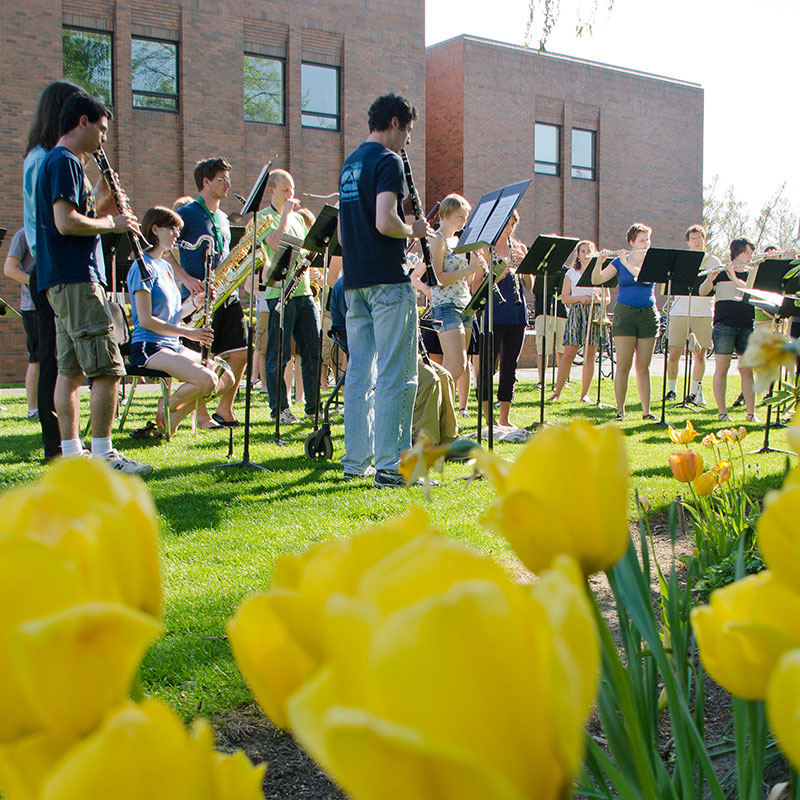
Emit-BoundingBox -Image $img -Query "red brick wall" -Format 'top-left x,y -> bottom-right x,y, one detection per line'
427,36 -> 704,252
0,0 -> 425,382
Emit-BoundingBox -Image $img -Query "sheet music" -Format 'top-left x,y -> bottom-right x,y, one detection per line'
461,200 -> 495,246
480,194 -> 519,244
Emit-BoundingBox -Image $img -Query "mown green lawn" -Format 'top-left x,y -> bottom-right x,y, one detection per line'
0,373 -> 794,722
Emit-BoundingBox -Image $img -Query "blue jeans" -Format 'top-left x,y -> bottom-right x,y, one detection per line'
264,295 -> 321,416
343,282 -> 418,474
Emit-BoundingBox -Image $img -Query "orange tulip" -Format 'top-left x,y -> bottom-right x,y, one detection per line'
713,460 -> 732,484
668,451 -> 703,483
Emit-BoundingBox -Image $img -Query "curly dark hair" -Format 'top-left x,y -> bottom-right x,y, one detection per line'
368,93 -> 417,133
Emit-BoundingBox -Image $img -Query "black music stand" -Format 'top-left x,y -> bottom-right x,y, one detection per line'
577,257 -> 616,408
217,159 -> 274,471
745,259 -> 798,454
518,236 -> 578,427
454,180 -> 530,450
638,248 -> 703,426
668,268 -> 709,408
266,233 -> 305,445
300,205 -> 340,460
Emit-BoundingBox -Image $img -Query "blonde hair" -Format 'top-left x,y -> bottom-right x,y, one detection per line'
172,195 -> 194,211
267,169 -> 292,190
438,193 -> 471,220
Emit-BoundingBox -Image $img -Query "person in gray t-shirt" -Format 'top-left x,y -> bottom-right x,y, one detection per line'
3,228 -> 39,418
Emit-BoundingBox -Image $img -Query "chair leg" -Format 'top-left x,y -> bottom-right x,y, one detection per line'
118,376 -> 139,432
159,378 -> 171,442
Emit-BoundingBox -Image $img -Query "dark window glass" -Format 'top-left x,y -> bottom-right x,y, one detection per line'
63,27 -> 113,105
243,55 -> 284,124
534,123 -> 560,175
132,38 -> 178,111
301,63 -> 339,130
572,129 -> 596,180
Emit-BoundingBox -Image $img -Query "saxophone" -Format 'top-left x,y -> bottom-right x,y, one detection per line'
186,211 -> 274,328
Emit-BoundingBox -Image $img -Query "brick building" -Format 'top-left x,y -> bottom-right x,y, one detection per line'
0,0 -> 425,382
426,35 -> 704,251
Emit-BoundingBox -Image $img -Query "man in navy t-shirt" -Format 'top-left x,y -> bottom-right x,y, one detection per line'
338,93 -> 432,487
166,157 -> 247,428
35,93 -> 151,474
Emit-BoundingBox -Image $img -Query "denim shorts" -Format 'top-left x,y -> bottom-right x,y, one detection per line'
612,302 -> 658,339
712,322 -> 752,356
431,302 -> 474,333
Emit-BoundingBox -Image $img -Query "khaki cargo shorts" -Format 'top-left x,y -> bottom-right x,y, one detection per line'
47,282 -> 125,378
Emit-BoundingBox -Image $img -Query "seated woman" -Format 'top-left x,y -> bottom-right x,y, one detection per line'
127,206 -> 233,435
428,194 -> 485,409
549,240 -> 608,403
592,223 -> 658,421
699,237 -> 757,422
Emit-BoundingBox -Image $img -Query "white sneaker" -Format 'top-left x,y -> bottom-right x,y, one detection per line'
102,449 -> 153,476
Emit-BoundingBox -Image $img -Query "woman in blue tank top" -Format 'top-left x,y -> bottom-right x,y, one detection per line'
592,223 -> 658,421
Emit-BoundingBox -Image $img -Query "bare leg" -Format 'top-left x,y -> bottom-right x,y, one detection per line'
215,349 -> 246,420
457,369 -> 470,413
713,353 -> 732,416
613,336 -> 636,417
498,400 -> 512,427
550,345 -> 579,400
54,374 -> 83,440
26,363 -> 39,413
581,345 -> 597,400
666,344 -> 683,381
740,365 -> 756,417
634,337 -> 655,416
439,327 -> 468,383
88,375 -> 120,439
692,349 -> 706,383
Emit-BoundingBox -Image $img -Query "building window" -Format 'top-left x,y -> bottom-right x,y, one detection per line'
534,123 -> 560,176
62,27 -> 113,105
301,63 -> 339,130
131,38 -> 178,111
243,54 -> 284,125
572,129 -> 596,180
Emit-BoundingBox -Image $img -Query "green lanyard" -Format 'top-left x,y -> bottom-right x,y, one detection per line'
197,196 -> 223,254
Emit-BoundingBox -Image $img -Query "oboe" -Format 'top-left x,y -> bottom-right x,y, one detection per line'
92,147 -> 153,283
275,254 -> 313,312
400,149 -> 439,287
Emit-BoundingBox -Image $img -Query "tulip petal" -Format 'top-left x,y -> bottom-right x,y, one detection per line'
9,602 -> 162,739
767,649 -> 800,772
42,700 -> 210,799
758,484 -> 800,591
0,732 -> 74,800
227,593 -> 316,729
211,749 -> 267,800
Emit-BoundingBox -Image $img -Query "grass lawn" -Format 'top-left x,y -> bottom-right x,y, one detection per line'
0,371 -> 795,724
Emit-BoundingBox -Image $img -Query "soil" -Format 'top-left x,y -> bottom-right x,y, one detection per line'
213,509 -> 787,798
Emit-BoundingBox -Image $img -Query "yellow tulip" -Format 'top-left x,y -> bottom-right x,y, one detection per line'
478,419 -> 628,575
758,483 -> 800,591
668,451 -> 703,483
0,538 -> 161,744
0,459 -> 161,616
28,699 -> 266,799
702,433 -> 719,449
228,508 -> 436,728
691,570 -> 800,700
286,553 -> 598,800
740,327 -> 800,394
767,649 -> 800,772
692,470 -> 717,497
713,460 -> 732,484
668,420 -> 697,445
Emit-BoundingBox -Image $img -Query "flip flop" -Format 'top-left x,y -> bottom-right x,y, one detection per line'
130,421 -> 164,440
212,413 -> 240,428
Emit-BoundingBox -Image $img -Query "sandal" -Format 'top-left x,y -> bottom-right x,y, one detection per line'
746,413 -> 760,423
615,410 -> 626,421
718,413 -> 731,422
130,421 -> 164,440
642,413 -> 656,421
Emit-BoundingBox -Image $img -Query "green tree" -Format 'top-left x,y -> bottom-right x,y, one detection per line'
62,29 -> 112,104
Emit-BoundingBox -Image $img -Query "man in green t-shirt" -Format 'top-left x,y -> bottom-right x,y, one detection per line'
260,169 -> 321,423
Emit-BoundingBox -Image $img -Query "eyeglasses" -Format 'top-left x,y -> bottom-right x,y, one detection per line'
213,176 -> 232,186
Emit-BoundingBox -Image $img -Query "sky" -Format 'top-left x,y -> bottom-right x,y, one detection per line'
426,0 -> 800,221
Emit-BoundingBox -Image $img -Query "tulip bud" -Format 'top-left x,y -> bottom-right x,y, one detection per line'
668,451 -> 703,483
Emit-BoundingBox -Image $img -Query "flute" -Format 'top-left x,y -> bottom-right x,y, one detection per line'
92,147 -> 153,282
400,149 -> 439,287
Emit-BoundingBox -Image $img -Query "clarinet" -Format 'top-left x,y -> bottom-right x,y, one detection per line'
92,147 -> 153,283
507,239 -> 524,306
275,254 -> 312,313
400,149 -> 439,287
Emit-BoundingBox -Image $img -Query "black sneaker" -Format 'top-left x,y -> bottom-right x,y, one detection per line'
374,470 -> 405,488
343,466 -> 377,480
665,390 -> 677,401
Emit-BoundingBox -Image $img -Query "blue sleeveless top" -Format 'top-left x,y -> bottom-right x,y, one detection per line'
614,257 -> 655,308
